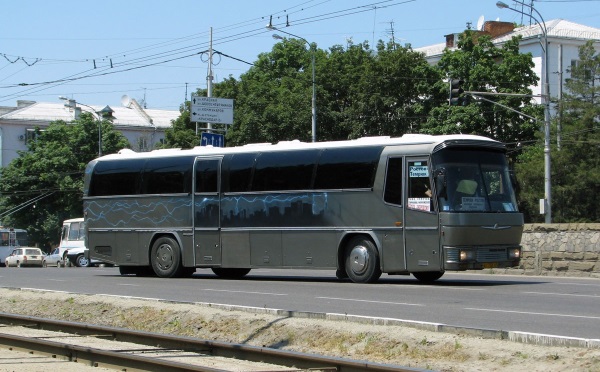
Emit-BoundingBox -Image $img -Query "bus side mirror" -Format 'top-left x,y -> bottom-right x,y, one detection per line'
434,168 -> 446,196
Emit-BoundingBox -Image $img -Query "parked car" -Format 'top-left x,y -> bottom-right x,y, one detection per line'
42,248 -> 64,267
5,247 -> 44,267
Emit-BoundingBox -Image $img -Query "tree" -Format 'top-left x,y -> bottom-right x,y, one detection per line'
318,40 -> 439,139
423,32 -> 540,148
516,41 -> 600,222
0,114 -> 129,247
192,38 -> 439,146
161,106 -> 199,149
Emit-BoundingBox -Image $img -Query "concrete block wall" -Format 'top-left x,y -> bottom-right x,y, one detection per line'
493,223 -> 600,278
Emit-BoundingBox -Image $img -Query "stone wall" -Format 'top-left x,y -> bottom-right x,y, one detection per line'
499,223 -> 600,277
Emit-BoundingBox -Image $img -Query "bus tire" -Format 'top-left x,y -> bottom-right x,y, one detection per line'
211,267 -> 251,279
412,271 -> 444,282
344,236 -> 382,283
150,236 -> 183,278
336,269 -> 349,280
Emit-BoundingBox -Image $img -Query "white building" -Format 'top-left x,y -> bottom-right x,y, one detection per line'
415,19 -> 600,106
0,98 -> 180,168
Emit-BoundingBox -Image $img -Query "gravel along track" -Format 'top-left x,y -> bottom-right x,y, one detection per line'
0,325 -> 301,371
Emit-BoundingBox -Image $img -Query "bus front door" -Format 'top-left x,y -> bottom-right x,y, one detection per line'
404,157 -> 441,273
193,157 -> 222,266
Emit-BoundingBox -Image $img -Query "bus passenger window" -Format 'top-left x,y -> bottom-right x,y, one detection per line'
383,157 -> 402,205
195,160 -> 219,193
407,160 -> 432,212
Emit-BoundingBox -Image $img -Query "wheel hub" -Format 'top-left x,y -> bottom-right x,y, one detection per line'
349,245 -> 369,275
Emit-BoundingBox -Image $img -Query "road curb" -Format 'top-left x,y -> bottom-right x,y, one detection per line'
180,299 -> 600,349
9,287 -> 600,350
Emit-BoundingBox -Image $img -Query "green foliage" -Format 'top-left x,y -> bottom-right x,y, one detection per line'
192,38 -> 439,146
0,113 -> 129,246
423,32 -> 539,149
161,107 -> 199,149
516,41 -> 600,222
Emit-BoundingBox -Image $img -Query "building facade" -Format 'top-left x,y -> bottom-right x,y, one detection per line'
0,98 -> 180,168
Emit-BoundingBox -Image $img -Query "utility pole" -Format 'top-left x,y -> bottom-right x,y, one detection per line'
207,27 -> 214,134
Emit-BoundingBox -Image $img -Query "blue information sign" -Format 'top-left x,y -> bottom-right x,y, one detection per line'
201,132 -> 224,147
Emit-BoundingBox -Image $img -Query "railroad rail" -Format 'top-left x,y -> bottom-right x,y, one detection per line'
0,312 -> 428,372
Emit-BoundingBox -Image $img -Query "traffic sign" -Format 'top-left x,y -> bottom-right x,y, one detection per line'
191,95 -> 234,124
201,132 -> 224,147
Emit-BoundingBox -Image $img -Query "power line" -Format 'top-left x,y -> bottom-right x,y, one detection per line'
0,1 -> 420,103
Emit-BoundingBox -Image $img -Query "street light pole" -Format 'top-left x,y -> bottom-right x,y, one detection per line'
497,1 -> 552,223
59,97 -> 103,157
268,26 -> 317,142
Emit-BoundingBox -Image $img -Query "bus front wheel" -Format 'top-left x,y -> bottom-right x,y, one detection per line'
412,271 -> 444,282
344,236 -> 382,283
150,236 -> 183,278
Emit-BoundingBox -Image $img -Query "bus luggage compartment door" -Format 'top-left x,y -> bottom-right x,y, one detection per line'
193,157 -> 222,266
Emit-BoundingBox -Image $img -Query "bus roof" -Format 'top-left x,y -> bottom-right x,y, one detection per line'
96,134 -> 499,161
62,218 -> 84,224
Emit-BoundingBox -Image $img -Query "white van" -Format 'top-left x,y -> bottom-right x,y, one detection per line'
58,218 -> 90,267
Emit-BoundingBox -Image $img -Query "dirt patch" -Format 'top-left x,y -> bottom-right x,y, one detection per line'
0,288 -> 598,371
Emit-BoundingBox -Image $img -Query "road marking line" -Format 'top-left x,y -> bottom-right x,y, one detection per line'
555,282 -> 600,287
523,291 -> 600,299
203,289 -> 287,296
465,307 -> 600,320
419,286 -> 484,291
317,296 -> 424,306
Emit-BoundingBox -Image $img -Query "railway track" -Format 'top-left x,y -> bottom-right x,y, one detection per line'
0,312 -> 428,372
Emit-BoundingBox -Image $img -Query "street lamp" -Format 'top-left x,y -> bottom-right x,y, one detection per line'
497,1 -> 552,223
59,96 -> 108,157
268,26 -> 317,142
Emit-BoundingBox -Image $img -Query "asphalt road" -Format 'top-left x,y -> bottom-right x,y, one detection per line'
1,266 -> 599,340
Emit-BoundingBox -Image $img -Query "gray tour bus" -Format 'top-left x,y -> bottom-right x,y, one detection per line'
83,134 -> 523,283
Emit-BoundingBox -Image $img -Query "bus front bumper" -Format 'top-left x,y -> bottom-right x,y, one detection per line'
443,245 -> 521,271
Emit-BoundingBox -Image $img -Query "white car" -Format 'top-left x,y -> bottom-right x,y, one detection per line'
42,248 -> 64,267
5,247 -> 44,267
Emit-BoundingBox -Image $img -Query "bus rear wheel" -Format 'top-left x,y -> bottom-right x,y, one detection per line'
212,268 -> 251,279
412,271 -> 444,282
150,236 -> 183,278
344,236 -> 382,283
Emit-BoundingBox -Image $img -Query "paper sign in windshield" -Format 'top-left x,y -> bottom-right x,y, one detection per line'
409,166 -> 428,178
461,197 -> 485,211
408,198 -> 431,211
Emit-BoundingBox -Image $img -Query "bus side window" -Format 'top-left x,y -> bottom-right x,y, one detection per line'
407,160 -> 432,212
383,157 -> 402,205
68,222 -> 80,240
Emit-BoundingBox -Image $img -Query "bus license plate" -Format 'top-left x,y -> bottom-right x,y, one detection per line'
483,263 -> 498,269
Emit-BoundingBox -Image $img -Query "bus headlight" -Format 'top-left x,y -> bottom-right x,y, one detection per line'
459,250 -> 475,261
509,248 -> 521,259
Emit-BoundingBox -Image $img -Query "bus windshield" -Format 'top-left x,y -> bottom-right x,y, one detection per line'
433,148 -> 518,213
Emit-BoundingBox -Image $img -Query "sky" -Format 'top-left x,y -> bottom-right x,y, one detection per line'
1,0 -> 599,111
